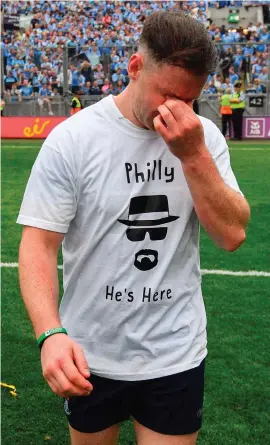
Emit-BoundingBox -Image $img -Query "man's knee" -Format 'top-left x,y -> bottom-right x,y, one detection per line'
69,422 -> 121,445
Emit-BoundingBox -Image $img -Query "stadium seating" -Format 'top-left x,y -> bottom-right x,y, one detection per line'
1,0 -> 269,114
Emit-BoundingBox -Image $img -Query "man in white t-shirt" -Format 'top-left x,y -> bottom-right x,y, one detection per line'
17,11 -> 250,445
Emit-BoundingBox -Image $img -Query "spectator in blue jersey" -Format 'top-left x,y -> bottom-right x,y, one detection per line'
10,56 -> 25,70
29,66 -> 41,94
252,59 -> 264,79
260,26 -> 270,43
222,30 -> 236,48
243,43 -> 255,57
67,35 -> 78,58
80,81 -> 92,95
221,77 -> 233,91
23,59 -> 36,80
253,78 -> 264,94
233,48 -> 244,73
228,66 -> 239,85
202,84 -> 212,95
6,83 -> 22,103
209,80 -> 218,94
38,83 -> 54,115
4,71 -> 17,90
101,34 -> 114,55
33,37 -> 42,68
115,56 -> 129,75
20,80 -> 33,98
258,66 -> 268,83
112,67 -> 126,85
70,64 -> 80,93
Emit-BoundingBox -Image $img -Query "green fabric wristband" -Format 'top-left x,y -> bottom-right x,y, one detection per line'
37,327 -> 68,350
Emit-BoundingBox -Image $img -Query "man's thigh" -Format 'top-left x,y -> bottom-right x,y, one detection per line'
131,360 -> 205,438
69,423 -> 121,445
64,374 -> 131,442
133,420 -> 199,445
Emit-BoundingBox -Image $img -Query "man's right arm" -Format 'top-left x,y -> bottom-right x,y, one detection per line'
19,226 -> 63,338
19,226 -> 93,397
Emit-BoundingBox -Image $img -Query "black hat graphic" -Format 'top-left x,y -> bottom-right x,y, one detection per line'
118,195 -> 179,227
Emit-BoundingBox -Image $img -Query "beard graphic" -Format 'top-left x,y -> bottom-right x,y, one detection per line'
134,249 -> 158,271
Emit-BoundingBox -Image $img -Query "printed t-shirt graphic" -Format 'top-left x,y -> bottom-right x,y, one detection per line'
118,195 -> 179,271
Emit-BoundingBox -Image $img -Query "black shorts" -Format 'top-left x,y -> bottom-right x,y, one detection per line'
64,359 -> 205,436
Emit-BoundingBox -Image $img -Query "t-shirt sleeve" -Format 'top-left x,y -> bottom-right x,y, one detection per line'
208,122 -> 244,196
17,143 -> 77,233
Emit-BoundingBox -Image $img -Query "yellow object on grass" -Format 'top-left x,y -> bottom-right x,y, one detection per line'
1,382 -> 17,397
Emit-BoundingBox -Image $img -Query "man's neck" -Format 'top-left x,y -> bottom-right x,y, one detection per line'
113,86 -> 146,129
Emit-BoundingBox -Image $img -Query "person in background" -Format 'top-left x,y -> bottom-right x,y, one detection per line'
104,82 -> 115,96
258,66 -> 268,84
228,66 -> 239,85
253,78 -> 264,94
80,81 -> 92,95
233,47 -> 244,74
209,80 -> 217,94
113,79 -> 126,95
80,61 -> 93,84
220,87 -> 232,138
221,77 -> 233,92
246,82 -> 257,94
252,58 -> 264,80
101,78 -> 111,95
70,91 -> 83,115
20,79 -> 34,98
230,81 -> 245,141
0,95 -> 5,116
4,71 -> 17,90
112,67 -> 126,85
7,83 -> 22,102
38,83 -> 54,115
89,80 -> 101,95
213,73 -> 222,89
93,64 -> 105,87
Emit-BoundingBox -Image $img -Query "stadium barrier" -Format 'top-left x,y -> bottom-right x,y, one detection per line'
3,96 -> 103,117
2,115 -> 270,139
1,116 -> 67,138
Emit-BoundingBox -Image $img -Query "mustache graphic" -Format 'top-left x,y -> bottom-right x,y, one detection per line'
134,249 -> 158,271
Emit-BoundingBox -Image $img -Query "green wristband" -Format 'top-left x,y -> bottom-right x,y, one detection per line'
37,327 -> 68,350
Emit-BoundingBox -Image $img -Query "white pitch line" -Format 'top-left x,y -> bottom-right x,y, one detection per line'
3,145 -> 270,150
2,146 -> 43,149
1,263 -> 269,277
229,147 -> 270,151
201,269 -> 270,277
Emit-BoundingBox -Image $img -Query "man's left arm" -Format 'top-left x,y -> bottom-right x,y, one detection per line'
180,149 -> 250,251
154,99 -> 250,251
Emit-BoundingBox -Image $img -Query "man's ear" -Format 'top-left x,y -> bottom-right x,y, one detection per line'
128,53 -> 143,81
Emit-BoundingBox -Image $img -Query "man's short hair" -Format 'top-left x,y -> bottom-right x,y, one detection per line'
139,11 -> 218,75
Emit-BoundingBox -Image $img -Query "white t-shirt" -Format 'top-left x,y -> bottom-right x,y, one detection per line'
17,95 -> 242,381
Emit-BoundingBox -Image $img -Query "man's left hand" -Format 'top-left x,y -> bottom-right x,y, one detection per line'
153,99 -> 207,163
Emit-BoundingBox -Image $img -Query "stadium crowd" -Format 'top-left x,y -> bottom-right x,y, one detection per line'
1,0 -> 269,111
